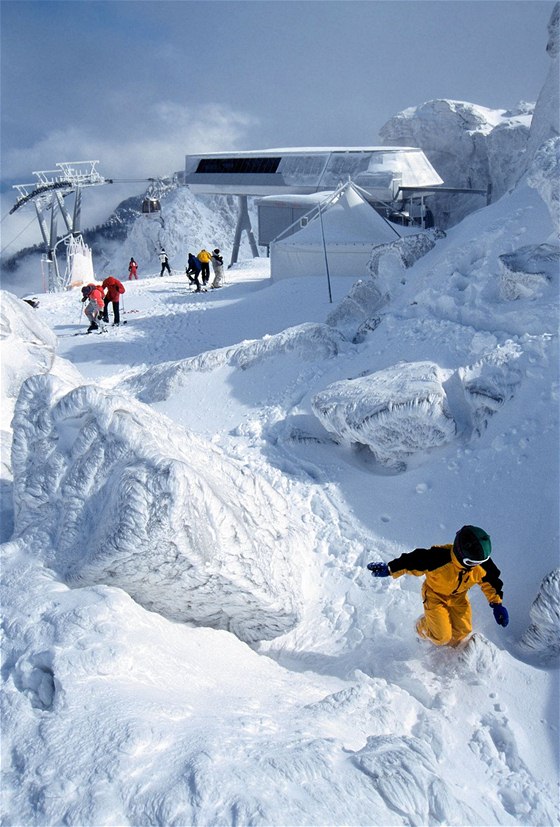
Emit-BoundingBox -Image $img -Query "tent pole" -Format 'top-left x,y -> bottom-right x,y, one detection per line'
318,200 -> 332,304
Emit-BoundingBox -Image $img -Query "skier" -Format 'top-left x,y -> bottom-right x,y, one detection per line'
210,248 -> 224,288
81,283 -> 105,332
197,248 -> 213,286
128,257 -> 138,280
101,276 -> 126,326
367,525 -> 509,646
186,253 -> 203,292
159,249 -> 172,277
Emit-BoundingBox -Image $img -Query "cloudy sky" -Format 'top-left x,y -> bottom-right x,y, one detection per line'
0,0 -> 554,255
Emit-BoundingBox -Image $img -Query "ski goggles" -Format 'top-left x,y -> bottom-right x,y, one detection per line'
460,556 -> 486,567
453,541 -> 489,568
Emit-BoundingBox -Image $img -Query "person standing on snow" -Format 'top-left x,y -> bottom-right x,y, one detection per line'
81,283 -> 105,332
367,525 -> 509,646
101,276 -> 126,326
186,253 -> 203,292
159,248 -> 172,277
197,248 -> 213,286
128,257 -> 138,280
210,248 -> 224,288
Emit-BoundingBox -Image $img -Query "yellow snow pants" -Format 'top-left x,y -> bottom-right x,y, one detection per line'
416,585 -> 473,646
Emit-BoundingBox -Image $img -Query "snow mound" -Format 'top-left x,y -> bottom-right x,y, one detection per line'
311,346 -> 522,470
12,373 -> 307,642
351,734 -> 475,826
520,569 -> 560,663
0,290 -> 56,422
117,322 -> 349,404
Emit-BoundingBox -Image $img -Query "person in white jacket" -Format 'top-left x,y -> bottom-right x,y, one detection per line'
159,249 -> 171,277
210,249 -> 224,288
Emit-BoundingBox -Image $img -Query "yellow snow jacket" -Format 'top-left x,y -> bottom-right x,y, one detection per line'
388,544 -> 504,604
197,249 -> 212,263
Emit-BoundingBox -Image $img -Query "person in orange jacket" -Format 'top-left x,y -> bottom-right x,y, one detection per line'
197,248 -> 213,286
367,525 -> 509,646
101,276 -> 125,325
81,283 -> 105,332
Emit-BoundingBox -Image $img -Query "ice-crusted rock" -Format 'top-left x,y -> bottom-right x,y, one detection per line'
499,242 -> 560,299
12,373 -> 307,642
326,232 -> 446,342
526,3 -> 560,161
380,99 -> 532,227
325,278 -> 389,341
311,346 -> 522,470
520,569 -> 560,663
312,361 -> 456,470
0,290 -> 56,420
368,230 -> 445,277
527,138 -> 560,239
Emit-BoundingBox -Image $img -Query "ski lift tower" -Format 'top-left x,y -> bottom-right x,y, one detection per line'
10,160 -> 106,292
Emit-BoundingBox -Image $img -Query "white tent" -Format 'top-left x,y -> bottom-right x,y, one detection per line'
270,182 -> 417,281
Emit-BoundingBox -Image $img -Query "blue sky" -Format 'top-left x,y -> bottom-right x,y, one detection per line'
0,0 -> 555,253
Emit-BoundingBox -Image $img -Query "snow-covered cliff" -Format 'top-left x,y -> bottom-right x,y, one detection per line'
379,99 -> 533,227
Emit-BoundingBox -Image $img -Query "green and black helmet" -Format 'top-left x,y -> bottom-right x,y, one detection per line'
453,525 -> 492,567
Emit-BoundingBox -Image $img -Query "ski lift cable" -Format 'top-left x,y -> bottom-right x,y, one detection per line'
0,213 -> 41,253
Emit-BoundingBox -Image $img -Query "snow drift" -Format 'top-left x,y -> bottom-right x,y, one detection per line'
11,373 -> 308,642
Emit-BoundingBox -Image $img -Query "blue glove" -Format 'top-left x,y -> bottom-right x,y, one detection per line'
367,562 -> 390,577
491,603 -> 509,627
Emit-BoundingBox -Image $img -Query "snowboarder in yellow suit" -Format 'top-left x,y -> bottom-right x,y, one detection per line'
367,525 -> 509,646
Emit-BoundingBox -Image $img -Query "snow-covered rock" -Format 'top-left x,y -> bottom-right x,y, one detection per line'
520,569 -> 560,663
11,373 -> 308,642
0,291 -> 82,541
527,137 -> 560,239
499,241 -> 560,300
1,290 -> 56,426
311,346 -> 522,470
526,3 -> 560,160
379,99 -> 533,227
325,278 -> 389,341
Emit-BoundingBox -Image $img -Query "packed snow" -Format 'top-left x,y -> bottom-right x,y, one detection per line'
2,7 -> 559,824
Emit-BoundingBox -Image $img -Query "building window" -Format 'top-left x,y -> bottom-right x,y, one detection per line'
196,158 -> 282,174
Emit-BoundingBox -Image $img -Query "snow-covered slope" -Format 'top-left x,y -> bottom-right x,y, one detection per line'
1,8 -> 559,824
2,160 -> 558,825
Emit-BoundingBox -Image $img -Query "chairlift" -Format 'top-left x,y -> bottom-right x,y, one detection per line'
141,197 -> 161,217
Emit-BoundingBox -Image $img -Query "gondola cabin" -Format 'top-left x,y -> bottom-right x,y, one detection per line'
141,197 -> 161,216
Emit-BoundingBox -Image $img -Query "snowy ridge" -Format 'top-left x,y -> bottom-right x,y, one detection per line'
115,322 -> 350,405
12,372 -> 308,642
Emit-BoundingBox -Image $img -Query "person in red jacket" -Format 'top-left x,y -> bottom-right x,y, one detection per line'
128,257 -> 138,280
101,276 -> 125,325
